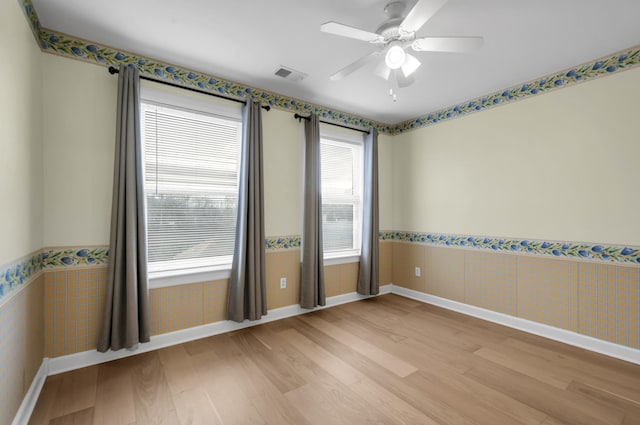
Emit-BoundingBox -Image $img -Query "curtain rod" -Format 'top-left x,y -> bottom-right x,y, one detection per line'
108,66 -> 270,111
293,113 -> 370,134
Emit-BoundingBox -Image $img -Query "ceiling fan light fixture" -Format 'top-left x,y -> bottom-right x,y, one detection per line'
385,43 -> 406,69
401,53 -> 421,77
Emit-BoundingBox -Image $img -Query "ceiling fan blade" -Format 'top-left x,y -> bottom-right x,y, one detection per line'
321,22 -> 385,43
401,53 -> 421,77
412,36 -> 484,52
330,51 -> 381,80
399,0 -> 449,33
374,60 -> 391,80
394,69 -> 415,88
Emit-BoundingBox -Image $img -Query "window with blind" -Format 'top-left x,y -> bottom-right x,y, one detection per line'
140,89 -> 242,274
320,133 -> 364,257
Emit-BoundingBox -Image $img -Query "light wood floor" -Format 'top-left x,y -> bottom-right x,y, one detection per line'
29,294 -> 640,425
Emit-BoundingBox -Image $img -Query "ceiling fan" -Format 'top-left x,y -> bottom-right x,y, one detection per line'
321,0 -> 483,101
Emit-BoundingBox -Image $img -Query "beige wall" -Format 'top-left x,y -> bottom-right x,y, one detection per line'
42,54 -> 116,247
0,0 -> 43,263
392,67 -> 640,246
378,134 -> 393,231
263,109 -> 303,236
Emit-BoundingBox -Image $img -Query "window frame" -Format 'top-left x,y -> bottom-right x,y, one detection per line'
140,81 -> 243,287
319,126 -> 365,262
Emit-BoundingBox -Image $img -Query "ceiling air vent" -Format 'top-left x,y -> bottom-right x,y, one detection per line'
274,66 -> 307,82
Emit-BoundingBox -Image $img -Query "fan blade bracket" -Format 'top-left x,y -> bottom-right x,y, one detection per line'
321,21 -> 385,43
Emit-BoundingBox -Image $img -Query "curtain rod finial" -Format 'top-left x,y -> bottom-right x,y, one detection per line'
108,66 -> 119,75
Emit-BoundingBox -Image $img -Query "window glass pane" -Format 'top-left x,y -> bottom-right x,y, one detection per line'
320,136 -> 363,255
322,203 -> 354,251
321,143 -> 354,196
142,101 -> 241,271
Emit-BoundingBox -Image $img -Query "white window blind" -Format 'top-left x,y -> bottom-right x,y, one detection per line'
141,100 -> 242,273
320,135 -> 364,256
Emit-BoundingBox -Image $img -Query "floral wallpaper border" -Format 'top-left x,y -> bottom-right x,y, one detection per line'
389,231 -> 640,266
0,252 -> 43,301
265,236 -> 301,250
17,0 -> 640,136
42,247 -> 110,268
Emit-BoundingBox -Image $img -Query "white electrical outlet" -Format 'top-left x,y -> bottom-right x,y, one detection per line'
280,277 -> 287,289
415,267 -> 421,277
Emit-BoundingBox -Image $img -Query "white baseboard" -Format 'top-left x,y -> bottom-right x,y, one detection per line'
11,359 -> 49,425
390,285 -> 640,365
48,284 -> 392,375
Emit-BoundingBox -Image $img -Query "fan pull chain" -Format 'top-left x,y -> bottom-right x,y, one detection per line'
389,88 -> 398,102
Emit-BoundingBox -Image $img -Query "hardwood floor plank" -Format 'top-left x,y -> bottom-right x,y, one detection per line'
348,377 -> 441,425
49,407 -> 94,425
93,360 -> 136,425
173,387 -> 223,425
157,344 -> 201,395
465,360 -> 626,425
502,339 -> 640,404
229,330 -> 307,394
284,378 -> 393,425
281,327 -> 440,425
422,358 -> 549,425
129,351 -> 179,425
474,346 -> 572,389
28,374 -> 62,425
279,328 -> 362,385
49,365 -> 98,419
299,313 -> 418,377
567,381 -> 640,425
288,317 -> 479,425
207,329 -> 312,425
192,341 -> 268,425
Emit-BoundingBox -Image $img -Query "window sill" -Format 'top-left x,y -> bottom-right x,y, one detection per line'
148,254 -> 361,289
324,253 -> 361,266
149,265 -> 232,289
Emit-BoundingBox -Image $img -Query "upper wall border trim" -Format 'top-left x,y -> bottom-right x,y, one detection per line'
17,0 -> 640,135
393,47 -> 640,134
382,231 -> 640,266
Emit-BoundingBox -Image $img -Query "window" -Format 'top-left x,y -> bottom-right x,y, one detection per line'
140,85 -> 242,276
320,129 -> 364,258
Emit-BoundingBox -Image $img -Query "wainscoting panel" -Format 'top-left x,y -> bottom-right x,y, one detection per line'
517,256 -> 578,332
424,245 -> 465,302
392,241 -> 640,350
0,275 -> 44,425
266,249 -> 301,309
465,250 -> 517,315
392,242 -> 426,292
578,263 -> 639,348
44,268 -> 107,357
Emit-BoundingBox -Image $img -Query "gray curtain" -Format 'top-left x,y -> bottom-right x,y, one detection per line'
300,114 -> 325,308
357,129 -> 379,295
98,66 -> 150,352
227,100 -> 267,322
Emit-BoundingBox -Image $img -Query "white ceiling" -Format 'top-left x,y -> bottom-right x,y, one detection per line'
32,0 -> 640,124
